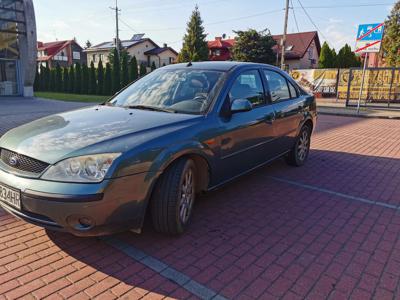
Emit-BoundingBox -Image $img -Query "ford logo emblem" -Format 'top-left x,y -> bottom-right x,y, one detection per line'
9,156 -> 19,167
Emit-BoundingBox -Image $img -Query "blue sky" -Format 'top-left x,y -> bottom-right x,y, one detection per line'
34,0 -> 395,51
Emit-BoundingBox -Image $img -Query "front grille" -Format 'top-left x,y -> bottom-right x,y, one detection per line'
0,149 -> 49,174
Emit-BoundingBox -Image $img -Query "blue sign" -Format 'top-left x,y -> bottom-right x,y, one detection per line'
356,23 -> 384,41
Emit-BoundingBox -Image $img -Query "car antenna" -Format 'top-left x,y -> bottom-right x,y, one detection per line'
187,61 -> 192,67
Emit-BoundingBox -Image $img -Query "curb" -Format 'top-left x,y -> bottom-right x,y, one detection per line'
317,108 -> 400,120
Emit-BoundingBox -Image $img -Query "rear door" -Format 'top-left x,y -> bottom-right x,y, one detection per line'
262,69 -> 304,152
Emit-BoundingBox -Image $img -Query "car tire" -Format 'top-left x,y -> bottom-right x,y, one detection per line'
151,158 -> 196,235
286,124 -> 311,167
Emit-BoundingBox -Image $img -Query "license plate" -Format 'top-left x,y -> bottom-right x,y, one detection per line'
0,183 -> 21,210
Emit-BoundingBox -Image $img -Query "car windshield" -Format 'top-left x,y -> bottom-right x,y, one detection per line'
108,68 -> 225,114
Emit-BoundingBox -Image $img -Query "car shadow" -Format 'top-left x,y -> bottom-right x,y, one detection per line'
46,148 -> 400,298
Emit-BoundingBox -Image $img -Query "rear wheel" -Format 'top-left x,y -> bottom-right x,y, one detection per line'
286,124 -> 311,166
151,158 -> 196,235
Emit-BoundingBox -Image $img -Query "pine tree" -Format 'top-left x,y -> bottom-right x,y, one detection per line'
121,51 -> 130,87
382,2 -> 400,67
129,56 -> 138,82
50,69 -> 56,92
104,63 -> 112,95
151,61 -> 157,71
74,63 -> 82,94
139,63 -> 147,77
55,64 -> 62,92
63,67 -> 69,93
318,42 -> 336,68
39,65 -> 46,91
34,68 -> 40,91
178,5 -> 208,62
97,60 -> 105,95
82,64 -> 89,94
111,48 -> 121,93
68,65 -> 75,93
88,61 -> 97,95
44,65 -> 51,91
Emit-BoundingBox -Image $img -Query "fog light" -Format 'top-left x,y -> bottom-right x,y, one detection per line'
78,217 -> 93,228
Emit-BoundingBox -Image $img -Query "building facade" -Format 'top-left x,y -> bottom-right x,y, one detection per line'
85,34 -> 177,68
0,0 -> 36,97
207,31 -> 321,70
37,40 -> 87,68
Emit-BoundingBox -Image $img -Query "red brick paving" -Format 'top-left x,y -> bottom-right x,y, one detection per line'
1,115 -> 400,299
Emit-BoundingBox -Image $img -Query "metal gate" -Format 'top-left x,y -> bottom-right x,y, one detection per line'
345,67 -> 400,109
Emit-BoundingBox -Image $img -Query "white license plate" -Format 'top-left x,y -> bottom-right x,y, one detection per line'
0,183 -> 21,210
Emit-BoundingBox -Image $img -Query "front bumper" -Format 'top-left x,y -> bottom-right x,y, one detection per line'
0,168 -> 156,236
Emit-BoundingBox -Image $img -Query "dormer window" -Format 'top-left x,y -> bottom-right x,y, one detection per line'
285,45 -> 294,51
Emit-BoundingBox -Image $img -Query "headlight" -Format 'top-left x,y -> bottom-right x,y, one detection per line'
41,153 -> 121,183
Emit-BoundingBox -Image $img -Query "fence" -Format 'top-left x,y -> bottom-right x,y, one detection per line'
290,67 -> 400,109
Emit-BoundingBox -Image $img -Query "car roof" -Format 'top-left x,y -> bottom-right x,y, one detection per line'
163,61 -> 282,72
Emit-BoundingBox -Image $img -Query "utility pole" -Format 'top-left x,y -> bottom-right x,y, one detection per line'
280,0 -> 290,70
110,0 -> 121,58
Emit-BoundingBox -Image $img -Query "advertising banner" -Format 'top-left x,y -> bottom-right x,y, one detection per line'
290,69 -> 339,95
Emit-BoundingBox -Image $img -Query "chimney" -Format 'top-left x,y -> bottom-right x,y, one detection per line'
37,41 -> 43,47
163,43 -> 167,48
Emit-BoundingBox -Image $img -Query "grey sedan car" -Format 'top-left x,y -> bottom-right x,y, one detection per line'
0,62 -> 316,236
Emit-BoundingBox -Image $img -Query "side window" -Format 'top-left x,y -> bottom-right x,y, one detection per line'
229,70 -> 265,107
288,81 -> 298,98
263,70 -> 290,102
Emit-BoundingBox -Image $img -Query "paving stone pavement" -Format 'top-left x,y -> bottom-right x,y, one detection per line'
0,98 -> 400,299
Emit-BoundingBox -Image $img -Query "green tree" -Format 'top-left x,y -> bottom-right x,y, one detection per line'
74,63 -> 82,94
68,65 -> 75,93
88,61 -> 97,95
151,61 -> 157,71
111,48 -> 121,93
34,68 -> 40,91
121,51 -> 130,87
336,44 -> 361,68
44,65 -> 51,91
63,67 -> 69,93
49,68 -> 56,92
81,64 -> 89,94
382,1 -> 400,67
104,63 -> 112,95
231,29 -> 276,64
129,56 -> 138,82
178,5 -> 208,62
139,63 -> 147,77
318,42 -> 337,68
55,64 -> 62,92
97,60 -> 105,95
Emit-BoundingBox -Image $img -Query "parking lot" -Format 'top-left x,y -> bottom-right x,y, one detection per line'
1,99 -> 400,299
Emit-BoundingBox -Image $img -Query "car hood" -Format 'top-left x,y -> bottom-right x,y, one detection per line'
0,105 -> 202,164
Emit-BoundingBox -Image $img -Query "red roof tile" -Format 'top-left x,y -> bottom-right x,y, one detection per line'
272,31 -> 321,59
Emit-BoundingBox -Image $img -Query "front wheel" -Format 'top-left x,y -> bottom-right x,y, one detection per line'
286,124 -> 311,166
151,158 -> 196,235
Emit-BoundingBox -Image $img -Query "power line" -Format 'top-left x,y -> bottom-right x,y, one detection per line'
297,0 -> 330,46
120,8 -> 284,33
297,2 -> 394,9
119,17 -> 140,34
290,0 -> 307,51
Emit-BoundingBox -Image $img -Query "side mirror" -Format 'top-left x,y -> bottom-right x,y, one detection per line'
231,98 -> 252,113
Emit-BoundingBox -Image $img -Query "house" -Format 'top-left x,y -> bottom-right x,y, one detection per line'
84,34 -> 178,68
37,40 -> 87,68
208,37 -> 235,61
272,31 -> 321,69
207,31 -> 321,69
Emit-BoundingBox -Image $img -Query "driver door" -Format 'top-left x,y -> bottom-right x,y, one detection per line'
217,69 -> 277,181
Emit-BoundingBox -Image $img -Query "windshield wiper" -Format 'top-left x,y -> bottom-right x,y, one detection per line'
126,105 -> 177,113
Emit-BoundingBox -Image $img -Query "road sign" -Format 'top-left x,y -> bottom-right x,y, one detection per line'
355,23 -> 385,53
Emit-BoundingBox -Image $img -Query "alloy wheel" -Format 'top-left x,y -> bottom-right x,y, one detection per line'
297,130 -> 310,162
179,168 -> 195,224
